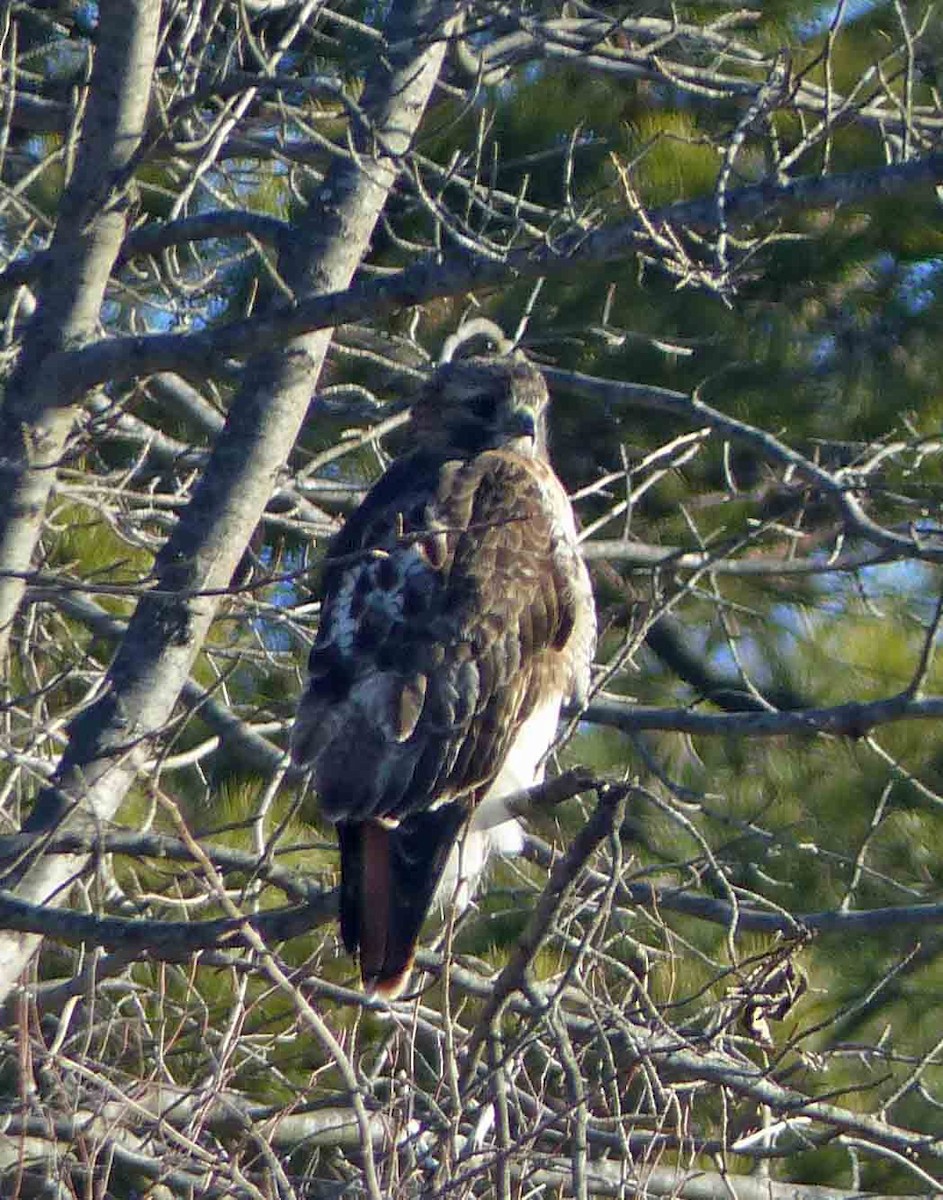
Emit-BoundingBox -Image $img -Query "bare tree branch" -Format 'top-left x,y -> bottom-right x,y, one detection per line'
0,0 -> 161,659
21,153 -> 943,398
0,0 -> 462,1002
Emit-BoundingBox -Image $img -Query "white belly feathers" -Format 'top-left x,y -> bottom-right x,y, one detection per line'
436,695 -> 562,910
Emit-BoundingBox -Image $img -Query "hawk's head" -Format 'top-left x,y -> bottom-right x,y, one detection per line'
410,355 -> 549,459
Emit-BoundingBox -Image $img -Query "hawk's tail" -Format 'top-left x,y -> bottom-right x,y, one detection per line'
337,806 -> 468,998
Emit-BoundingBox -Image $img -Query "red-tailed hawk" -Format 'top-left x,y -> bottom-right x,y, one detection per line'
291,354 -> 595,997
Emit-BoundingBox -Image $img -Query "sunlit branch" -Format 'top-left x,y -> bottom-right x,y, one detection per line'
58,153 -> 943,396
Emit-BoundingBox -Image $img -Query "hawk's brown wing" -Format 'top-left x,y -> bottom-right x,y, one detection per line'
291,446 -> 586,823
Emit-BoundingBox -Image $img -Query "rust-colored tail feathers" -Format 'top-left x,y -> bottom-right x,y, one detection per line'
337,806 -> 467,998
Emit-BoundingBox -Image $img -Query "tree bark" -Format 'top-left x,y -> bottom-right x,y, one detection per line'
0,0 -> 161,661
0,0 -> 461,1002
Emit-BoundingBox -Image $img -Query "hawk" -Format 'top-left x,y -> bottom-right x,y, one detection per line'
291,354 -> 595,997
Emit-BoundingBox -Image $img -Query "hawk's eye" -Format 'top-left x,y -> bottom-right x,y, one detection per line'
470,394 -> 499,422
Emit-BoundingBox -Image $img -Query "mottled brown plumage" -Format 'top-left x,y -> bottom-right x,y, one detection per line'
291,355 -> 595,996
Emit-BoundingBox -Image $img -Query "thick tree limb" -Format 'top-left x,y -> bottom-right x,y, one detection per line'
0,821 -> 940,956
522,835 -> 943,935
0,828 -> 321,903
582,538 -> 892,576
582,692 -> 943,740
514,1158 -> 900,1200
0,0 -> 162,660
0,888 -> 334,956
0,0 -> 462,1007
42,153 -> 943,397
